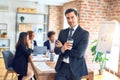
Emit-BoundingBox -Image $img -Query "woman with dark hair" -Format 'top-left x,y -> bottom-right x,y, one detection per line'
12,32 -> 34,80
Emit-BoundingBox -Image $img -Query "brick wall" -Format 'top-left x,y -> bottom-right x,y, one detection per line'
63,1 -> 77,11
109,0 -> 120,22
48,6 -> 63,38
76,0 -> 109,63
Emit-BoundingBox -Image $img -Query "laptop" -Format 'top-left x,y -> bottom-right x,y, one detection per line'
33,46 -> 47,55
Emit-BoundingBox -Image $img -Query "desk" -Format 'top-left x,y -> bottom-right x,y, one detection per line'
29,56 -> 94,80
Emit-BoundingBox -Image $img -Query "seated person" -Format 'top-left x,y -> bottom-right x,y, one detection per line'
12,32 -> 34,80
44,31 -> 56,53
27,31 -> 37,50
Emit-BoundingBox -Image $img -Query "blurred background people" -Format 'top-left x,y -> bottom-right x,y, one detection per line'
44,31 -> 56,53
12,32 -> 34,80
27,31 -> 37,50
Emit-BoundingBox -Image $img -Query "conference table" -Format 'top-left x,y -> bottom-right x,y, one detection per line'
29,55 -> 94,80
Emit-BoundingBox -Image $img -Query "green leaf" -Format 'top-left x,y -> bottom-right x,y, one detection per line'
90,39 -> 109,69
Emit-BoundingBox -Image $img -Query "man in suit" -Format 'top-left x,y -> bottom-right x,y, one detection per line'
55,8 -> 89,80
44,31 -> 56,53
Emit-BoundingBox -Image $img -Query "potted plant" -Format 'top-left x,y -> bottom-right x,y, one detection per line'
90,39 -> 109,75
38,28 -> 42,32
1,32 -> 7,38
20,16 -> 24,22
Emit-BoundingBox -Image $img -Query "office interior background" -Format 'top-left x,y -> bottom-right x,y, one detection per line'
0,0 -> 120,79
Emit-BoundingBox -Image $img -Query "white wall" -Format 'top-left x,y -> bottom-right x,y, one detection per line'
0,0 -> 48,52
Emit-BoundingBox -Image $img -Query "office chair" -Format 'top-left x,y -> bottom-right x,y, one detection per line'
2,50 -> 17,80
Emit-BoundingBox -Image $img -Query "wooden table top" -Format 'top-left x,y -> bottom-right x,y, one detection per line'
29,55 -> 94,80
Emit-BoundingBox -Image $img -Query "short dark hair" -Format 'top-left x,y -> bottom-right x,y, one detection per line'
47,31 -> 55,38
65,8 -> 78,16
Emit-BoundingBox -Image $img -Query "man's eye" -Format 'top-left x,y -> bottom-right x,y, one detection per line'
67,17 -> 70,19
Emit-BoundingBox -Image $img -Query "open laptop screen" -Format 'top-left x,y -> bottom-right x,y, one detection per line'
33,46 -> 47,55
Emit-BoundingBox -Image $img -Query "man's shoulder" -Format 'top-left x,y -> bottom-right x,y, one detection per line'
60,28 -> 69,32
44,40 -> 49,44
78,25 -> 89,33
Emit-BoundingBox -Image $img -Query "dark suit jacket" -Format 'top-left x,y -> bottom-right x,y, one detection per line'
54,25 -> 89,77
44,40 -> 50,50
12,44 -> 32,76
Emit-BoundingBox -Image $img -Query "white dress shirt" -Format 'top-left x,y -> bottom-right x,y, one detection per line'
49,40 -> 56,51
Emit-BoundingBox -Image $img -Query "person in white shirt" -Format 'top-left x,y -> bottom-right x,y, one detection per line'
44,31 -> 56,53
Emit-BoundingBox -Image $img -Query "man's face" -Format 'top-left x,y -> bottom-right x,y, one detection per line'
49,35 -> 55,43
65,11 -> 78,27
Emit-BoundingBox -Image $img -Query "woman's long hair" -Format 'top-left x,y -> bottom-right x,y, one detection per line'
16,32 -> 28,49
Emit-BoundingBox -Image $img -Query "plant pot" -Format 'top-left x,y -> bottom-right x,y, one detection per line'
21,20 -> 24,22
99,69 -> 104,75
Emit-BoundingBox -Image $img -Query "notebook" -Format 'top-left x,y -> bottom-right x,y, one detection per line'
33,46 -> 47,55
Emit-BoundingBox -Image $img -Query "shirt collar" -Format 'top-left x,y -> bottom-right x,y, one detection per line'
49,40 -> 55,43
70,24 -> 78,31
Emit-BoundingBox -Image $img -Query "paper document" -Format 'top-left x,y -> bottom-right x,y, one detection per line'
33,62 -> 54,71
32,55 -> 50,61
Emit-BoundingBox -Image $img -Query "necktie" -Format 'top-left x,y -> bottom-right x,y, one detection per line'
68,28 -> 74,39
65,28 -> 74,58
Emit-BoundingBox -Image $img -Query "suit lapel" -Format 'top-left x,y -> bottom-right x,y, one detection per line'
72,26 -> 81,39
64,28 -> 69,40
48,40 -> 51,50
